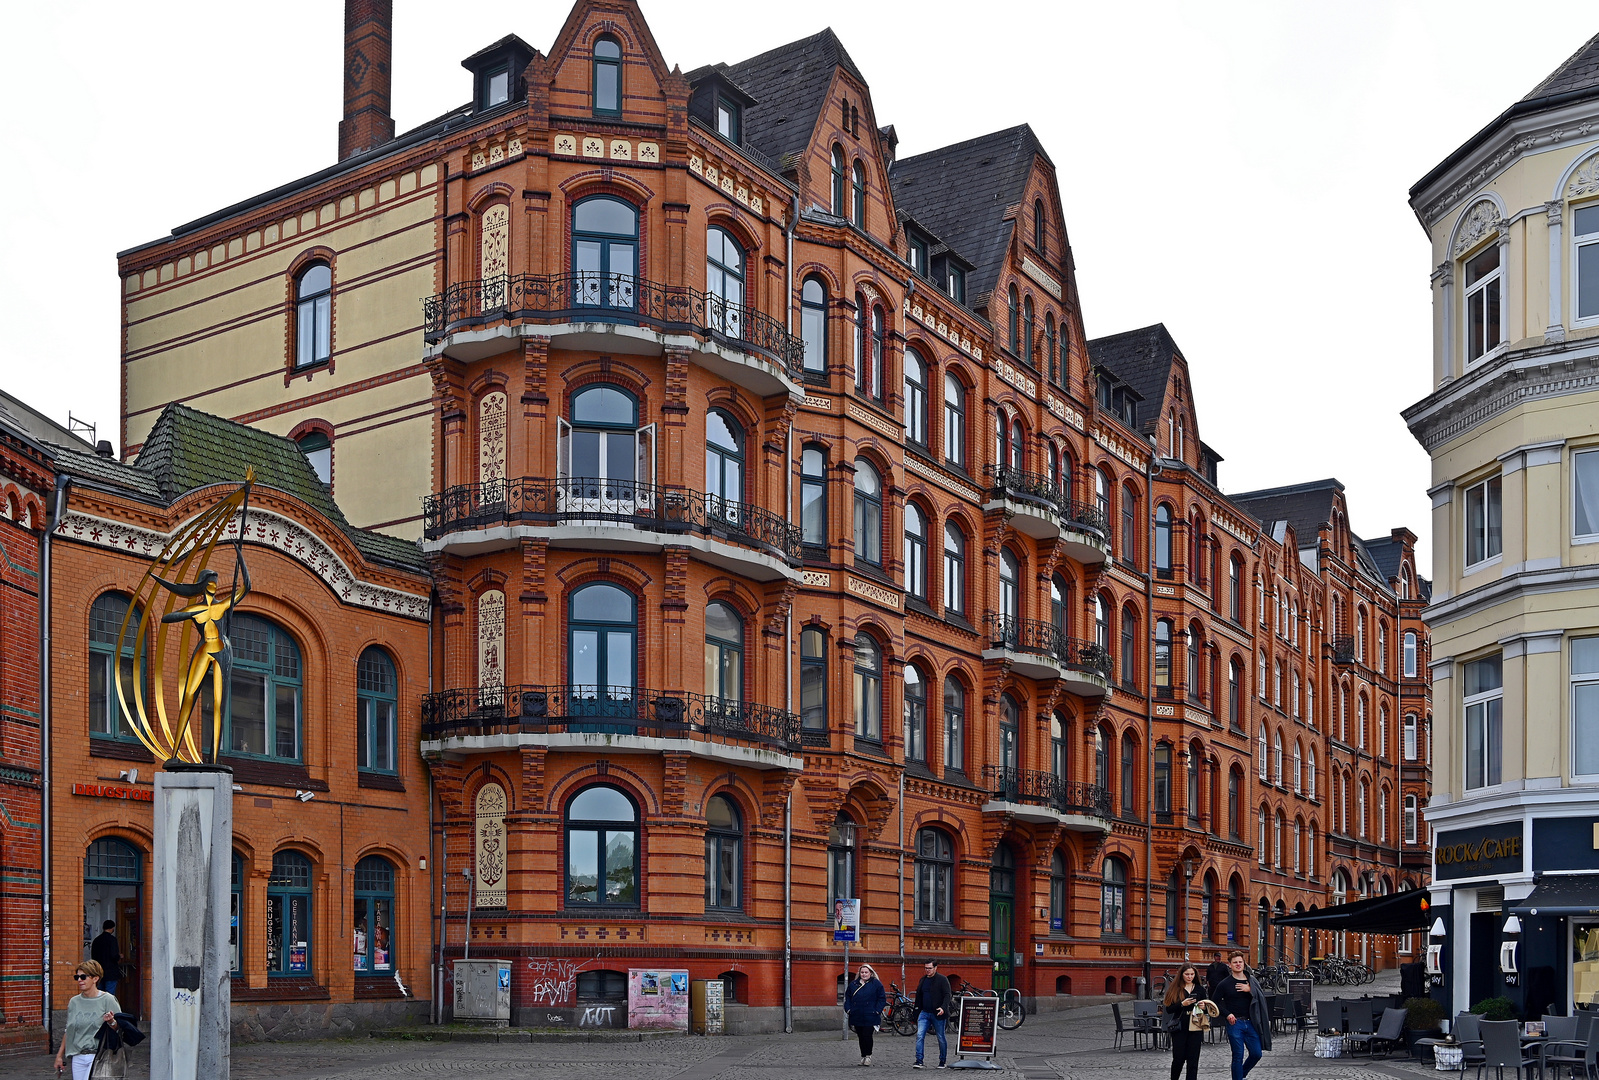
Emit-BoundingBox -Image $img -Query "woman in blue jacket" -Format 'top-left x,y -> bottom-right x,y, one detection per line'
844,962 -> 887,1066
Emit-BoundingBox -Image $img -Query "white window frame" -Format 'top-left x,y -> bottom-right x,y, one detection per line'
1464,656 -> 1504,791
1307,747 -> 1317,801
1404,631 -> 1418,678
1404,794 -> 1418,844
1575,448 -> 1599,543
1258,728 -> 1268,781
1403,713 -> 1418,761
1572,202 -> 1599,329
1572,636 -> 1599,781
1464,475 -> 1503,570
1463,242 -> 1505,367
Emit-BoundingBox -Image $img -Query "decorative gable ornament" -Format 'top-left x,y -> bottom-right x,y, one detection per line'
1568,153 -> 1599,200
1453,199 -> 1502,257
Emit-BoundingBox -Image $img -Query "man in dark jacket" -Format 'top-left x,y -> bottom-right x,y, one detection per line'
1216,951 -> 1272,1080
912,960 -> 951,1069
91,921 -> 121,997
1206,952 -> 1230,999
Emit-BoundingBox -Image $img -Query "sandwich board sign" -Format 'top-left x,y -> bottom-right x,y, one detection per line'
951,993 -> 1000,1069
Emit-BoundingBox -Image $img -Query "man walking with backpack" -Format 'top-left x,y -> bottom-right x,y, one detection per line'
912,960 -> 951,1069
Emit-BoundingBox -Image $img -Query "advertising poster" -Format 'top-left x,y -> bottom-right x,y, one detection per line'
628,968 -> 689,1030
957,996 -> 999,1058
833,897 -> 860,943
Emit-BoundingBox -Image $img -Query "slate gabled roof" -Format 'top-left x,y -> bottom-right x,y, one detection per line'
1522,31 -> 1599,101
134,404 -> 425,573
1360,534 -> 1406,585
724,28 -> 865,170
1086,324 -> 1183,435
1229,479 -> 1343,550
890,124 -> 1049,304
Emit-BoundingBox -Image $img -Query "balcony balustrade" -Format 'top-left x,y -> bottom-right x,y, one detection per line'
422,271 -> 805,378
981,465 -> 1109,560
421,682 -> 803,760
1330,636 -> 1357,665
982,613 -> 1112,692
982,765 -> 1114,828
422,476 -> 802,570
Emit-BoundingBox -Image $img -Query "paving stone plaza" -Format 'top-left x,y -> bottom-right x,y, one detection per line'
10,970 -> 1469,1079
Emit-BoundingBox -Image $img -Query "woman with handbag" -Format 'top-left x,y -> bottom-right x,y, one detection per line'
843,962 -> 886,1066
53,960 -> 120,1080
1163,964 -> 1216,1080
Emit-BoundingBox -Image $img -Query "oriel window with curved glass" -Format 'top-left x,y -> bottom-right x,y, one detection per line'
706,227 -> 745,338
566,785 -> 638,907
572,196 -> 637,311
568,583 -> 636,726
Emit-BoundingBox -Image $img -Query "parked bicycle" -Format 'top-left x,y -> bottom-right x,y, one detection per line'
946,985 -> 1025,1034
881,982 -> 918,1036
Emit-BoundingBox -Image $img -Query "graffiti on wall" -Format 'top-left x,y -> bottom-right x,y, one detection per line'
526,958 -> 588,1006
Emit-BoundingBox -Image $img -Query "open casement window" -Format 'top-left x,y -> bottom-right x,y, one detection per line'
1464,244 -> 1503,364
556,385 -> 654,515
1464,475 -> 1502,567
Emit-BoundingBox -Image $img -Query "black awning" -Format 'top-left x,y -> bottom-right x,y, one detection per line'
1272,889 -> 1430,935
1509,875 -> 1599,917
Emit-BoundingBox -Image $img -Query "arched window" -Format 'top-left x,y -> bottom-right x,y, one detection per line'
1293,741 -> 1303,793
1258,727 -> 1268,781
1404,631 -> 1418,677
867,306 -> 885,399
268,850 -> 313,975
1034,199 -> 1046,251
1306,680 -> 1316,728
705,226 -> 745,336
1358,781 -> 1369,837
1023,296 -> 1035,365
1379,704 -> 1390,759
853,458 -> 882,564
353,855 -> 395,972
1044,314 -> 1057,383
294,263 -> 332,369
706,409 -> 743,508
1258,808 -> 1268,866
1051,576 -> 1070,639
560,384 -> 648,494
830,145 -> 846,217
1307,745 -> 1317,800
1228,658 -> 1243,728
1228,767 -> 1241,838
1101,857 -> 1127,935
1187,743 -> 1201,823
1292,670 -> 1301,718
86,837 -> 140,884
1229,556 -> 1243,621
704,601 -> 743,702
568,583 -> 637,720
853,634 -> 882,739
992,843 -> 1016,897
1050,851 -> 1067,930
1052,714 -> 1069,778
1166,868 -> 1180,937
1154,619 -> 1172,691
1404,794 -> 1418,843
1187,626 -> 1201,699
943,521 -> 966,615
592,35 -> 622,115
903,663 -> 927,762
231,852 -> 244,974
904,503 -> 928,600
1227,877 -> 1241,942
1273,730 -> 1284,785
904,347 -> 928,447
705,794 -> 742,910
296,430 -> 332,486
999,549 -> 1020,640
566,785 -> 639,906
800,627 -> 827,733
802,277 -> 828,374
1121,483 -> 1139,562
1008,285 -> 1021,354
828,812 -> 856,902
915,828 -> 955,925
89,592 -> 142,741
1094,467 -> 1111,530
1294,819 -> 1303,874
1047,441 -> 1061,493
801,446 -> 827,547
1153,743 -> 1171,818
943,373 -> 967,467
1009,416 -> 1025,472
1404,713 -> 1418,761
1120,606 -> 1137,685
201,614 -> 301,761
357,646 -> 398,775
1377,622 -> 1388,674
1095,725 -> 1111,792
851,160 -> 867,228
572,196 -> 638,310
944,676 -> 966,771
1258,650 -> 1268,700
1120,731 -> 1137,816
999,694 -> 1019,773
1153,505 -> 1173,573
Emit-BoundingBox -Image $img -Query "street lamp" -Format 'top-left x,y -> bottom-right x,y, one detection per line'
1182,857 -> 1197,959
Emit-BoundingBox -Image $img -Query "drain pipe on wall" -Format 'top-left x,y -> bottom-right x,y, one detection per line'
898,770 -> 905,993
1142,449 -> 1158,997
41,475 -> 67,1046
426,599 -> 438,1024
783,188 -> 799,1035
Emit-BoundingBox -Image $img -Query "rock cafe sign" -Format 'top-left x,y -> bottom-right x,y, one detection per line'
1435,824 -> 1522,879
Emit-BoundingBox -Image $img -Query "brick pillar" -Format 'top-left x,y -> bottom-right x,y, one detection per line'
337,0 -> 395,160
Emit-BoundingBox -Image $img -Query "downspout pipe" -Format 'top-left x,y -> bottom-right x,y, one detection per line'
783,189 -> 798,1035
1143,451 -> 1157,997
42,475 -> 68,1046
427,598 -> 438,1024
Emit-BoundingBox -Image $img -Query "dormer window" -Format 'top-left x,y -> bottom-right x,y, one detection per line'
593,35 -> 622,116
945,265 -> 965,303
908,233 -> 928,277
716,96 -> 740,143
484,66 -> 510,109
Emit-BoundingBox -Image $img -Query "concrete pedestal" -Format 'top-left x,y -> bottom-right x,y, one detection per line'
151,765 -> 232,1080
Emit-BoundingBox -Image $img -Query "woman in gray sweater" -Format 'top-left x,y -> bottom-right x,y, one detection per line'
54,960 -> 119,1079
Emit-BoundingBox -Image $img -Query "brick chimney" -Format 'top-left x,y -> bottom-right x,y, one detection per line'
337,0 -> 395,160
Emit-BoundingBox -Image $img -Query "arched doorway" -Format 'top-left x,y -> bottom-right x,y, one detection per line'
990,844 -> 1016,991
84,837 -> 142,1016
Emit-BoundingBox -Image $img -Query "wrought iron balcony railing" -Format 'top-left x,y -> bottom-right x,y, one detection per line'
983,614 -> 1113,678
422,477 -> 802,560
983,765 -> 1114,819
422,272 -> 806,376
1330,636 -> 1357,665
421,682 -> 802,752
981,465 -> 1108,536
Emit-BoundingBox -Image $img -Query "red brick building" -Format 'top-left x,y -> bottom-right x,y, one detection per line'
106,0 -> 1432,1028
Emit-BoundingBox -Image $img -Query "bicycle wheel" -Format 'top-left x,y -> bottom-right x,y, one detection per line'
999,996 -> 1025,1030
892,1003 -> 918,1037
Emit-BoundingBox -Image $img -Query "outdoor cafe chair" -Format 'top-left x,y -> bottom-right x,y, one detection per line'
1478,1019 -> 1539,1080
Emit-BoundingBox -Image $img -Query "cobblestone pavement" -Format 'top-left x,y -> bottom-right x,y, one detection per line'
4,969 -> 1444,1079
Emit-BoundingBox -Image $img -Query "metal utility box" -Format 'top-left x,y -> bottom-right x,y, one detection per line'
454,959 -> 512,1024
690,979 -> 725,1035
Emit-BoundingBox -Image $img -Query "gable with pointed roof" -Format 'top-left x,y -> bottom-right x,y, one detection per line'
725,28 -> 867,172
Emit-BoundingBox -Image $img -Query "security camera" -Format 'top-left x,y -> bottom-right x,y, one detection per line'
118,768 -> 139,785
295,790 -> 314,802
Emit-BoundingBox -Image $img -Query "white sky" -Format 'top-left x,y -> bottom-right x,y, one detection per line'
3,1 -> 1593,577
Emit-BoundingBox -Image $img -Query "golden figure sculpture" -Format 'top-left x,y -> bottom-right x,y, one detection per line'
117,468 -> 254,764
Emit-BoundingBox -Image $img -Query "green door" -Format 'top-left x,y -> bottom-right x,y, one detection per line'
990,843 -> 1016,991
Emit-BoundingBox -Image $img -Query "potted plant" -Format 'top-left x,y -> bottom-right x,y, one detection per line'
1470,997 -> 1518,1022
1401,997 -> 1446,1058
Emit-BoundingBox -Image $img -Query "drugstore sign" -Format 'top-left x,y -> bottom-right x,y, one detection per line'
72,782 -> 152,802
1435,824 -> 1522,879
